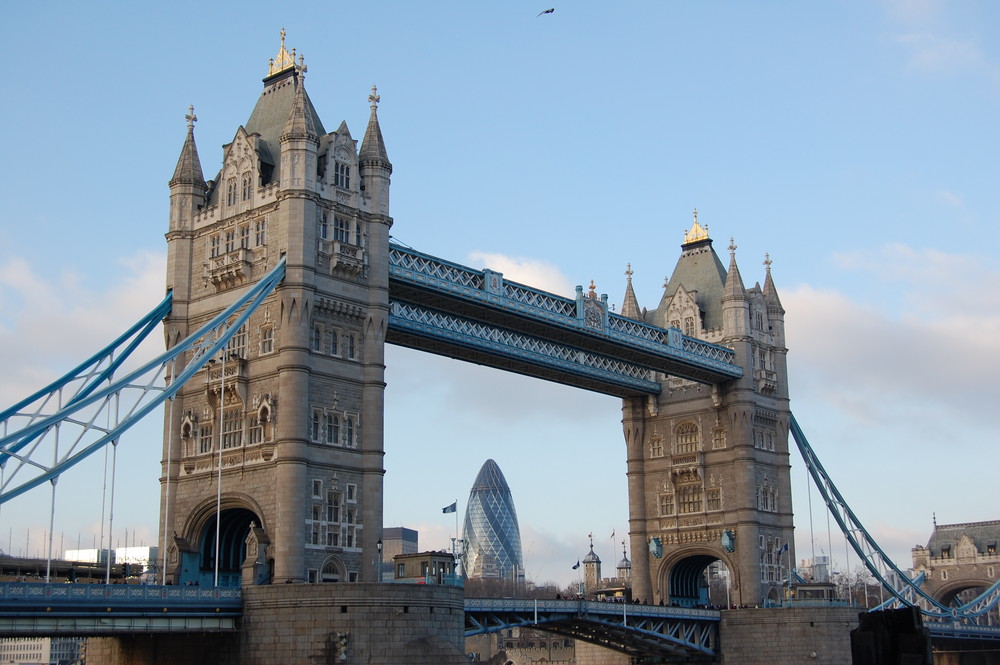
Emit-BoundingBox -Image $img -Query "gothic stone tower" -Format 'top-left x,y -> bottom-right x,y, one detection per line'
161,34 -> 391,585
620,214 -> 793,607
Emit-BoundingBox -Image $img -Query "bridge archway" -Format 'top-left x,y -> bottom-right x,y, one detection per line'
181,496 -> 266,587
656,550 -> 734,608
935,579 -> 994,608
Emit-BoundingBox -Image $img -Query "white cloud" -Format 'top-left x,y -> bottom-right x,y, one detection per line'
466,252 -> 574,297
894,32 -> 983,74
0,251 -> 166,408
788,243 -> 1000,432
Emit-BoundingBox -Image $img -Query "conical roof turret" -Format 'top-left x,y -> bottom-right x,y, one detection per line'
359,85 -> 391,169
722,237 -> 747,302
280,70 -> 318,142
762,253 -> 784,313
170,106 -> 205,187
620,264 -> 643,320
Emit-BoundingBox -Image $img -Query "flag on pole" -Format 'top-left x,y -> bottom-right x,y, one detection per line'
442,501 -> 457,514
777,542 -> 789,555
610,529 -> 615,541
571,560 -> 580,570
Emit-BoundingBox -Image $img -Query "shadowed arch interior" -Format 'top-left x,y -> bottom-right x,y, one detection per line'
668,554 -> 719,606
199,507 -> 259,583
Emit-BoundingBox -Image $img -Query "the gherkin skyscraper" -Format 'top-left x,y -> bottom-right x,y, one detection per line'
462,459 -> 523,579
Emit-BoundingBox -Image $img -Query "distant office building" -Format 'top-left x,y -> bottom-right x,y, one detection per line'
382,527 -> 418,560
798,555 -> 831,583
379,527 -> 418,581
64,545 -> 159,576
0,636 -> 83,664
462,459 -> 523,580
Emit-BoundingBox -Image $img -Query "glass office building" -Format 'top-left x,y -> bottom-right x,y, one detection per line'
462,459 -> 523,579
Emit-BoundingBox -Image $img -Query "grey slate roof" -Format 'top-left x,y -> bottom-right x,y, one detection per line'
650,238 -> 729,330
245,69 -> 326,183
925,521 -> 1000,556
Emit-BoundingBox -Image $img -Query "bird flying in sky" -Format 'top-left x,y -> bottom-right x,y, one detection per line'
537,8 -> 555,17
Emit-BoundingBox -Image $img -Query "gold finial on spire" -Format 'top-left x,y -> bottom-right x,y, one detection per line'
185,105 -> 197,131
764,252 -> 772,273
369,84 -> 381,111
268,28 -> 297,76
588,280 -> 597,298
728,237 -> 737,258
625,263 -> 633,281
683,208 -> 710,245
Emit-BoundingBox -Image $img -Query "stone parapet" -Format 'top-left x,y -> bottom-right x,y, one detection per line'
241,583 -> 467,664
719,606 -> 857,664
85,583 -> 466,665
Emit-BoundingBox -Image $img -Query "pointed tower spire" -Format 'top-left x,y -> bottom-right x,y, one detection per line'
359,85 -> 391,167
722,237 -> 747,302
620,263 -> 643,320
170,105 -> 205,186
762,253 -> 784,313
280,68 -> 317,142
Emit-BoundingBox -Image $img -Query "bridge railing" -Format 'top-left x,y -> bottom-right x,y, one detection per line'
0,582 -> 242,611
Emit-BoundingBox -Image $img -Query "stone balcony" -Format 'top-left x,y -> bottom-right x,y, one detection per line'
320,239 -> 364,276
209,247 -> 253,290
756,368 -> 778,394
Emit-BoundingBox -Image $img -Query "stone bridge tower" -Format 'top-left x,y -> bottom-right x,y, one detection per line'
911,520 -> 1000,612
161,33 -> 391,585
620,214 -> 794,607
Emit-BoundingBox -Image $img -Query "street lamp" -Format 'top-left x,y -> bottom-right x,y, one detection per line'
376,538 -> 383,582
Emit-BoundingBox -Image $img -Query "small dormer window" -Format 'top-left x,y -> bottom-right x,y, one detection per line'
334,161 -> 350,189
941,545 -> 952,558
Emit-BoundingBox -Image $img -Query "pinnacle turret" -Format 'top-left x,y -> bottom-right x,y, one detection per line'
170,106 -> 205,187
280,72 -> 318,142
762,253 -> 784,313
620,263 -> 643,320
722,237 -> 747,302
359,85 -> 391,169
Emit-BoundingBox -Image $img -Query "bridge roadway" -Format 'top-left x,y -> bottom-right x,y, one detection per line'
387,244 -> 742,397
0,582 -> 719,659
3,583 -> 1000,660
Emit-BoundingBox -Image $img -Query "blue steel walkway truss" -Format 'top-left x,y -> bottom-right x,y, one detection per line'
465,598 -> 718,661
387,245 -> 741,397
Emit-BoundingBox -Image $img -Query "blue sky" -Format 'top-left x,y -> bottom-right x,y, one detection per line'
1,1 -> 998,588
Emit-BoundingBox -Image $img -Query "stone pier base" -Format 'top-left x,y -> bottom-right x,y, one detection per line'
87,582 -> 467,665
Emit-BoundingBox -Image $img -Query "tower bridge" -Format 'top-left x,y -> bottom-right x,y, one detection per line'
2,33 -> 999,664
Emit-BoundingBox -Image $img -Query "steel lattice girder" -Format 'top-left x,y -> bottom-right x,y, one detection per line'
464,600 -> 718,660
